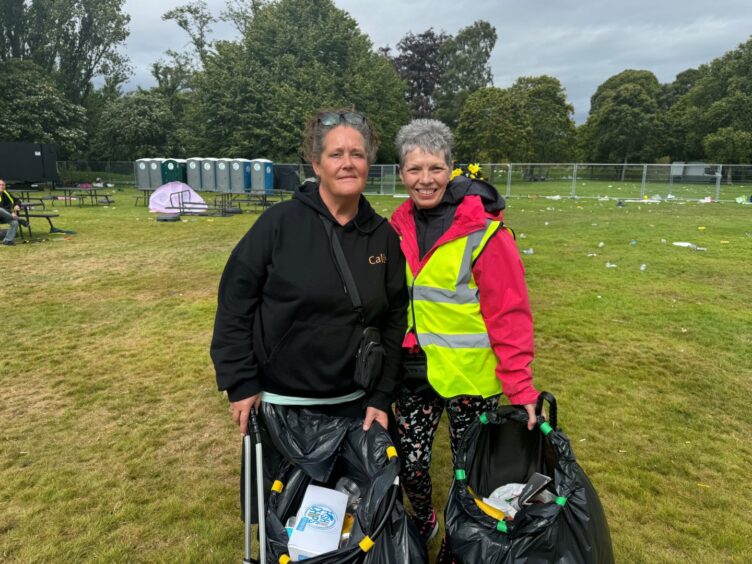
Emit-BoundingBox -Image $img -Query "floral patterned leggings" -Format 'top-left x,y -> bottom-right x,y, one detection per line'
395,387 -> 499,521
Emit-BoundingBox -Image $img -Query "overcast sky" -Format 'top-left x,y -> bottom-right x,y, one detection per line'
123,0 -> 752,123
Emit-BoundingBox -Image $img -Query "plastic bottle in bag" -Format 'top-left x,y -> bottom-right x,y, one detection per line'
335,477 -> 362,513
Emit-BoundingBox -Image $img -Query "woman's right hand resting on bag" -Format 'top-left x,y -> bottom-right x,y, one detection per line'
231,394 -> 262,436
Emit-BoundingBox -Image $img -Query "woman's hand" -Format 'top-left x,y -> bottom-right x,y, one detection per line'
231,394 -> 261,436
363,407 -> 389,431
523,403 -> 538,430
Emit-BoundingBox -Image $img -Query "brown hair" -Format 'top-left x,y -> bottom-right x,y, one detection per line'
301,107 -> 380,164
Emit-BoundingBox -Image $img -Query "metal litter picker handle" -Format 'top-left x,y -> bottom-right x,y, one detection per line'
243,408 -> 266,564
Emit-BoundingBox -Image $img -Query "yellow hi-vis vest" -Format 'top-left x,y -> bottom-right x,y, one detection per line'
407,219 -> 503,398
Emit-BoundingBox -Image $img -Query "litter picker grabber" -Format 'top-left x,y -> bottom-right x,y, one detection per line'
243,408 -> 266,564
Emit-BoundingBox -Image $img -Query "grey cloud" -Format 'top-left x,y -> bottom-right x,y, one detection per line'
119,0 -> 752,122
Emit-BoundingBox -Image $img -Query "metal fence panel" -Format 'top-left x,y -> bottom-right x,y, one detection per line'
55,161 -> 752,202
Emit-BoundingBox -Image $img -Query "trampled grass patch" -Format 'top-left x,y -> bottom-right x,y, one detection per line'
3,189 -> 751,562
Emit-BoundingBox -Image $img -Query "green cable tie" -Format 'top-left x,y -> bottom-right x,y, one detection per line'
455,469 -> 466,481
540,422 -> 553,435
556,496 -> 567,506
496,520 -> 508,533
479,413 -> 489,425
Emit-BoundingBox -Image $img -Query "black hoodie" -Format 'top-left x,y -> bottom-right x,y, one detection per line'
210,182 -> 407,412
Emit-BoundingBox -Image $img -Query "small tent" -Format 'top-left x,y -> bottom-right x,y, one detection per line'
149,181 -> 208,214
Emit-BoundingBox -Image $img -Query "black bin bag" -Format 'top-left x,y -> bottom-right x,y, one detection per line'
444,392 -> 614,563
250,403 -> 427,564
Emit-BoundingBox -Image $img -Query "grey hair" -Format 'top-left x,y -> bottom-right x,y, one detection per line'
395,119 -> 453,167
302,109 -> 380,164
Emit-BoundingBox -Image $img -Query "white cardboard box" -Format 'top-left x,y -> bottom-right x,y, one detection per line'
288,485 -> 348,560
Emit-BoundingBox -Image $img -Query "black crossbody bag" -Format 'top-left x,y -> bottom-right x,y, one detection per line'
320,216 -> 385,392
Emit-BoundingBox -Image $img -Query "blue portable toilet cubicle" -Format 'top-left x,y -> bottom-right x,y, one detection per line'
230,159 -> 252,193
135,158 -> 150,188
215,158 -> 232,192
186,158 -> 202,189
200,158 -> 218,191
250,158 -> 274,192
148,158 -> 165,188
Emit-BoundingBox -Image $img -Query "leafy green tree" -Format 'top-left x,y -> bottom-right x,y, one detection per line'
151,51 -> 195,112
455,86 -> 532,163
662,37 -> 752,161
434,20 -> 497,128
188,0 -> 409,162
0,0 -> 25,59
511,76 -> 576,162
91,90 -> 173,161
220,0 -> 267,36
659,68 -> 703,111
703,127 -> 752,163
582,70 -> 661,167
0,59 -> 86,157
388,28 -> 450,118
162,1 -> 216,68
17,0 -> 131,104
589,69 -> 660,115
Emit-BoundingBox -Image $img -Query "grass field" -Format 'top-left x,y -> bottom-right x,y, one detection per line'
2,188 -> 751,562
390,176 -> 749,203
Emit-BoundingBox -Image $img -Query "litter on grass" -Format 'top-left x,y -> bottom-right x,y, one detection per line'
672,241 -> 707,251
605,262 -> 617,268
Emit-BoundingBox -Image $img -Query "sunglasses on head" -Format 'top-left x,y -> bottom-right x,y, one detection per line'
318,111 -> 366,127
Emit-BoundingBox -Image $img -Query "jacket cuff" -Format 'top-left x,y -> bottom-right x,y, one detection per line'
366,391 -> 392,412
506,388 -> 540,406
227,378 -> 262,403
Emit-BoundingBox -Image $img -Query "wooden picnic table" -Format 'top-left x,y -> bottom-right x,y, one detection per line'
18,202 -> 66,239
227,190 -> 291,212
54,186 -> 114,207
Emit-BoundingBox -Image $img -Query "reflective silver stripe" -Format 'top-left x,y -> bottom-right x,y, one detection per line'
417,332 -> 491,348
457,227 -> 488,286
413,222 -> 492,305
413,284 -> 478,304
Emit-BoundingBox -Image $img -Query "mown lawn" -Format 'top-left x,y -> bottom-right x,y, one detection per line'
2,188 -> 751,562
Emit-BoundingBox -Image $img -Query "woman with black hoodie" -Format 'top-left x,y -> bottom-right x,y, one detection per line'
211,109 -> 407,438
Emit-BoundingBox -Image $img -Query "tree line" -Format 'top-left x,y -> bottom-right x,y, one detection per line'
1,0 -> 751,164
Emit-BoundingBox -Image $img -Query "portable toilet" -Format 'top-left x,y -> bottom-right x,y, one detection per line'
200,158 -> 218,191
135,158 -> 151,188
161,159 -> 187,183
215,158 -> 232,192
250,158 -> 274,192
230,159 -> 252,193
187,158 -> 202,189
148,158 -> 165,187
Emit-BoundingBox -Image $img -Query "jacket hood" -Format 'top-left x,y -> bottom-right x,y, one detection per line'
445,175 -> 506,213
293,180 -> 384,233
391,175 -> 505,239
